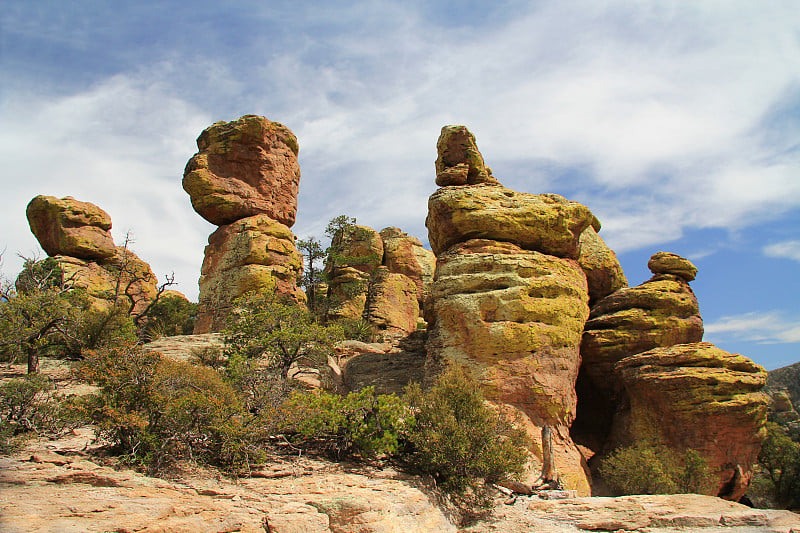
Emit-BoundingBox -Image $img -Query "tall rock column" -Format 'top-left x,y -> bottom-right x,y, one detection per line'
425,125 -> 595,494
183,115 -> 304,333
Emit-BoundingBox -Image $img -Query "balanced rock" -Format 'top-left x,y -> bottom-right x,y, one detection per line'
183,115 -> 301,227
26,195 -> 115,261
194,214 -> 304,333
434,125 -> 498,186
426,186 -> 595,258
426,239 -> 591,493
577,226 -> 627,305
615,342 -> 769,501
648,251 -> 698,281
379,227 -> 435,311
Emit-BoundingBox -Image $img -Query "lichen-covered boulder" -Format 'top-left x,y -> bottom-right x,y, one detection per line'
578,226 -> 627,305
324,225 -> 383,322
580,255 -> 704,393
615,342 -> 769,501
182,115 -> 301,227
426,186 -> 595,258
56,246 -> 158,316
434,125 -> 498,186
426,238 -> 591,493
195,214 -> 304,333
364,267 -> 419,336
26,195 -> 115,261
379,227 -> 435,311
648,251 -> 698,281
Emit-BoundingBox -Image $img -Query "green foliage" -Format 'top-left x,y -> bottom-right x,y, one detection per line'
403,366 -> 529,493
77,344 -> 265,473
14,257 -> 63,294
599,440 -> 712,495
224,292 -> 343,381
282,386 -> 411,458
139,294 -> 197,340
224,354 -> 292,415
0,374 -> 78,453
334,317 -> 379,342
756,421 -> 800,508
296,236 -> 327,316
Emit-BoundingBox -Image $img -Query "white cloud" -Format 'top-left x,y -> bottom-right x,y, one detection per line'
764,240 -> 800,263
705,311 -> 800,344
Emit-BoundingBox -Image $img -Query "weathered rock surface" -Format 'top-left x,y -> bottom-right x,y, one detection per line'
143,333 -> 224,362
0,436 -> 456,533
182,115 -> 301,227
577,226 -> 627,305
194,214 -> 304,333
364,267 -> 420,336
435,125 -> 498,186
615,343 -> 770,502
426,185 -> 595,258
340,332 -> 428,395
26,195 -> 115,260
379,226 -> 436,311
324,224 -> 384,322
427,239 -> 591,492
648,251 -> 698,281
463,493 -> 800,532
56,245 -> 159,316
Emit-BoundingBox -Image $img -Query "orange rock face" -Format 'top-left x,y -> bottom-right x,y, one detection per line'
183,115 -> 300,227
616,342 -> 770,501
194,215 -> 304,333
577,226 -> 627,306
379,227 -> 435,312
364,267 -> 420,336
26,195 -> 115,261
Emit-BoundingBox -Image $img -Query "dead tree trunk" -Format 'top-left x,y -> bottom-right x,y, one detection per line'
541,425 -> 557,482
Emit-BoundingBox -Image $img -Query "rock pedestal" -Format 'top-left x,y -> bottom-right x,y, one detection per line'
183,115 -> 305,333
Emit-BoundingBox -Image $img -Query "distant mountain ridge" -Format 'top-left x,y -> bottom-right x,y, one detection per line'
767,361 -> 800,410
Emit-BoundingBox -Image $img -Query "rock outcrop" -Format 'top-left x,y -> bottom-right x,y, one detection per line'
195,215 -> 304,333
182,114 -> 300,227
184,116 -> 305,333
615,343 -> 770,501
25,196 -> 159,316
324,225 -> 433,338
425,126 -> 593,494
26,195 -> 115,261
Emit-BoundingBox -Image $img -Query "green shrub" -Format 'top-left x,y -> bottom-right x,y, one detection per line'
0,374 -> 79,452
756,422 -> 800,508
140,294 -> 197,340
77,345 -> 265,473
334,317 -> 379,342
403,366 -> 529,493
281,386 -> 411,458
599,441 -> 711,495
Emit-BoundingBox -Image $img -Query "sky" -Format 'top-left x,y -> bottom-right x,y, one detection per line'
0,1 -> 798,370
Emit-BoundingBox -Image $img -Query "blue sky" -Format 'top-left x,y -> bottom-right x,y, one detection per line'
1,1 -> 798,369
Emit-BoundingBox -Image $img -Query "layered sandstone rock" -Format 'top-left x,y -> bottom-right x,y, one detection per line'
580,253 -> 703,395
364,267 -> 419,336
434,125 -> 498,186
615,342 -> 770,501
26,195 -> 115,261
194,215 -> 304,333
425,126 -> 593,494
324,224 -> 384,322
184,115 -> 305,333
427,186 -> 595,258
577,226 -> 627,306
183,115 -> 300,227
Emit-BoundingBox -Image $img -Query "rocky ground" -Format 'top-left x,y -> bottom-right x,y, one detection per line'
2,357 -> 798,533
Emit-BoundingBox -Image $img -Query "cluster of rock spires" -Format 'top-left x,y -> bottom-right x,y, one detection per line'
24,115 -> 770,501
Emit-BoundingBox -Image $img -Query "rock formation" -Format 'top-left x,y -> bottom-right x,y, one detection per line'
183,115 -> 305,333
26,195 -> 115,261
616,343 -> 770,501
577,226 -> 627,306
324,225 -> 434,338
25,195 -> 158,316
425,126 -> 595,494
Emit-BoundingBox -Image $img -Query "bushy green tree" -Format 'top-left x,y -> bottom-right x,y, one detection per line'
599,440 -> 712,495
403,366 -> 529,492
282,386 -> 411,457
139,293 -> 197,340
757,421 -> 800,508
224,292 -> 343,381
